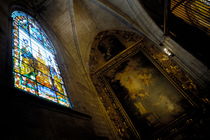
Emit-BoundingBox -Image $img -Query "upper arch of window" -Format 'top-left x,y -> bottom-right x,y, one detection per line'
11,10 -> 55,54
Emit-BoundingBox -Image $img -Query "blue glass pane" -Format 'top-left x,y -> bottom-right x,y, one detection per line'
42,32 -> 55,53
12,11 -> 29,32
38,84 -> 57,102
28,17 -> 43,43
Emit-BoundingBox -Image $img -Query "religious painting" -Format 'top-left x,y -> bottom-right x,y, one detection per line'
104,51 -> 194,139
97,35 -> 126,61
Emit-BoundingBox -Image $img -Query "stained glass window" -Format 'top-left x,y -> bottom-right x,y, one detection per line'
11,10 -> 72,107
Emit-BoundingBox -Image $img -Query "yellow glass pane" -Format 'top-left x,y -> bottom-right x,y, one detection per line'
54,81 -> 64,94
35,61 -> 50,76
36,71 -> 53,88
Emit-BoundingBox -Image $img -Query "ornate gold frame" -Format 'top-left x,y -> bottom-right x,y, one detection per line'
91,36 -> 199,139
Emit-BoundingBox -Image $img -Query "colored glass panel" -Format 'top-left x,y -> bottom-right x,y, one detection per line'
54,81 -> 65,94
14,57 -> 20,73
14,73 -> 37,94
36,71 -> 53,88
12,11 -> 72,107
57,93 -> 70,106
19,61 -> 36,80
13,46 -> 19,58
29,17 -> 43,43
38,84 -> 57,102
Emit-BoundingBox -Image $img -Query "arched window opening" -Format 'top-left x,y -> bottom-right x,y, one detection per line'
11,10 -> 72,107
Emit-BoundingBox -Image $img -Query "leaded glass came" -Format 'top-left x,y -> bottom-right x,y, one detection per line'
11,10 -> 71,107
